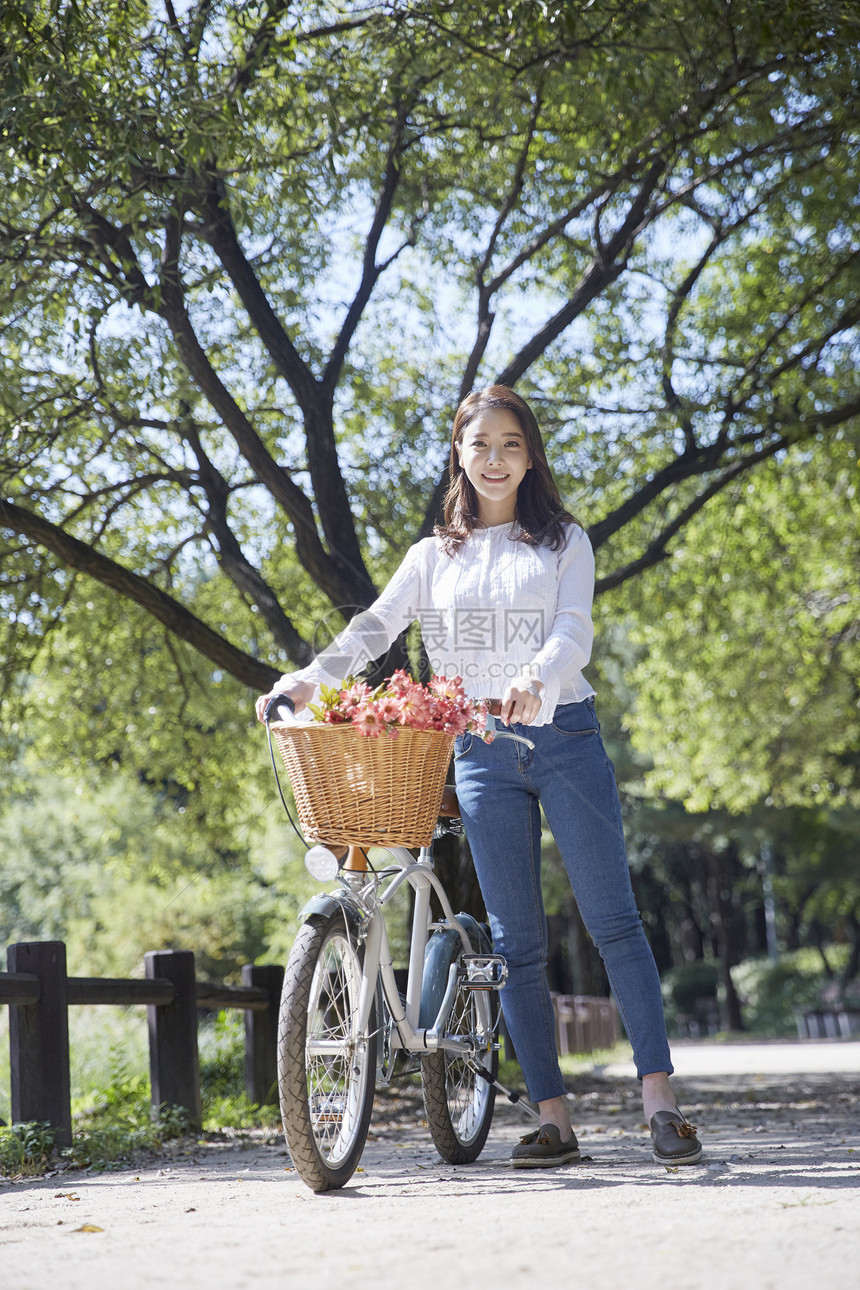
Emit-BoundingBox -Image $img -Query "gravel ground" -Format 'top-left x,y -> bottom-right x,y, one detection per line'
2,1043 -> 858,1290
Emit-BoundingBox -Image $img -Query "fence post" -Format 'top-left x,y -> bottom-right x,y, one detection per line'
242,964 -> 284,1107
144,949 -> 201,1129
8,941 -> 72,1147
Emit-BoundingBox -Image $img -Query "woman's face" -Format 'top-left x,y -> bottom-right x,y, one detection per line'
455,408 -> 532,524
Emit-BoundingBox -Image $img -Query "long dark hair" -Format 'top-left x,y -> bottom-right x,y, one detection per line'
435,385 -> 577,554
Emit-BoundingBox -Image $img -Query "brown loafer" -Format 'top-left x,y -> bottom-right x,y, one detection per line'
650,1110 -> 703,1165
511,1123 -> 581,1169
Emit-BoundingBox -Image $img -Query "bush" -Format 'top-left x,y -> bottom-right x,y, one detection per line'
0,1122 -> 55,1178
198,1010 -> 279,1131
64,1050 -> 190,1171
661,961 -> 720,1036
731,946 -> 850,1037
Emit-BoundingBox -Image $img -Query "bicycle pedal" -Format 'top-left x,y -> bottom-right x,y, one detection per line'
311,1094 -> 345,1123
460,954 -> 508,990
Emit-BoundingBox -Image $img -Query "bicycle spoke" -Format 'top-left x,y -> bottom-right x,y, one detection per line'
422,940 -> 497,1163
305,933 -> 366,1166
444,992 -> 491,1139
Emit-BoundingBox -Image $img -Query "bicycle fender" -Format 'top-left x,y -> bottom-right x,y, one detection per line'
299,892 -> 365,939
418,913 -> 491,1029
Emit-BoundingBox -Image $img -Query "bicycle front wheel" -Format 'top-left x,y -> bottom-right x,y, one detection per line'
421,949 -> 498,1164
277,911 -> 376,1192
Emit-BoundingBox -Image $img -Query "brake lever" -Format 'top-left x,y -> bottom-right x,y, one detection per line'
484,712 -> 535,750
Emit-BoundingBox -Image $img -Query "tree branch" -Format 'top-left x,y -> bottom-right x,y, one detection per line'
195,181 -> 373,600
181,421 -> 313,662
197,179 -> 318,412
157,209 -> 370,607
593,441 -> 787,594
226,0 -> 293,101
321,105 -> 412,398
0,497 -> 279,690
496,156 -> 668,387
591,388 -> 860,562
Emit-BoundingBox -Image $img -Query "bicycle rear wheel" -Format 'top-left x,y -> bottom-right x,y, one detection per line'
278,911 -> 376,1192
421,945 -> 498,1164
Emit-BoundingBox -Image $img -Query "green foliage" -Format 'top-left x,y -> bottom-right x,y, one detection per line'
624,432 -> 860,813
663,961 -> 720,1015
199,1011 -> 279,1131
2,1 -> 859,800
1,0 -> 859,1039
731,946 -> 852,1037
0,733 -> 321,981
0,1121 -> 55,1178
65,1052 -> 191,1173
62,1017 -> 277,1172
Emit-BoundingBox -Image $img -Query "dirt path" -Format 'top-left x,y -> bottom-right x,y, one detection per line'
2,1043 -> 859,1290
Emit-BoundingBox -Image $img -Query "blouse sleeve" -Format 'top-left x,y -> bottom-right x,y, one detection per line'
279,540 -> 427,693
527,524 -> 595,722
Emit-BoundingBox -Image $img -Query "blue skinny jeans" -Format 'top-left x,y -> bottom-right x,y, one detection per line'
453,696 -> 673,1102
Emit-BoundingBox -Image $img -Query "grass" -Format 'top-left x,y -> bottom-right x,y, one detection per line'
495,1039 -> 635,1101
0,1009 -> 281,1179
0,1121 -> 56,1177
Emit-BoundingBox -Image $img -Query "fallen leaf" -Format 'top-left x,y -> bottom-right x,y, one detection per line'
73,1225 -> 104,1234
664,1166 -> 679,1173
54,1193 -> 80,1201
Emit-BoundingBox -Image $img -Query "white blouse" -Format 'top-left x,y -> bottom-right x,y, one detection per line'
282,520 -> 595,726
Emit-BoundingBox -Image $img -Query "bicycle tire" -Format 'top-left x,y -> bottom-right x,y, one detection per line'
421,936 -> 498,1164
278,911 -> 376,1192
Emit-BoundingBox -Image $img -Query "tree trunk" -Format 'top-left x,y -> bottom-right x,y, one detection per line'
839,911 -> 860,1000
705,847 -> 745,1032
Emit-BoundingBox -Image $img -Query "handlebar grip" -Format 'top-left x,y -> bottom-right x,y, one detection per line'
265,693 -> 296,723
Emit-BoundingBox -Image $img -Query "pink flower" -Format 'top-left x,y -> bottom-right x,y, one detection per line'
442,708 -> 469,736
397,687 -> 433,730
376,696 -> 403,724
315,671 -> 487,738
342,681 -> 372,707
352,701 -> 387,738
430,674 -> 467,705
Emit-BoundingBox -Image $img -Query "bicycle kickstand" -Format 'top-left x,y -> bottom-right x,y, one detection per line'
467,1059 -> 541,1121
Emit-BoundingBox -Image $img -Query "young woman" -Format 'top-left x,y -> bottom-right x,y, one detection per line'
256,385 -> 702,1169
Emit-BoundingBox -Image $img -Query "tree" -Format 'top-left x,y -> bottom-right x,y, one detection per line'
623,427 -> 860,810
1,0 -> 858,833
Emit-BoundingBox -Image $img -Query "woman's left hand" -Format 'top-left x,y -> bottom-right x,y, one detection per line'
499,678 -> 543,726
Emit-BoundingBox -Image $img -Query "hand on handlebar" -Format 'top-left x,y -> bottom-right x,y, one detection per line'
255,678 -> 315,724
499,678 -> 543,727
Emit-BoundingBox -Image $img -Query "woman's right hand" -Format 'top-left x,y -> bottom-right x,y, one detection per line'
255,678 -> 316,724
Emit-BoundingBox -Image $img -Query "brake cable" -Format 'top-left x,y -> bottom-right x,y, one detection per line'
264,694 -> 309,849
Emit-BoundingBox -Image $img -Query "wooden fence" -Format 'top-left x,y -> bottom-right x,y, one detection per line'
551,992 -> 620,1057
0,941 -> 283,1147
1,941 -> 625,1148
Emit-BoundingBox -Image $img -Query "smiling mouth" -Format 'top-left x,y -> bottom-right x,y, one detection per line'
482,473 -> 510,481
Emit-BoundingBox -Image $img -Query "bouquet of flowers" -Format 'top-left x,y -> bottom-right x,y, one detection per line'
307,669 -> 492,740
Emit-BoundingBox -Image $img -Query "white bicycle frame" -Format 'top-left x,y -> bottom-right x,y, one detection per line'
284,708 -> 533,1070
337,843 -> 483,1059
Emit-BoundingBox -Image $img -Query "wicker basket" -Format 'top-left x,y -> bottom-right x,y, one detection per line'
270,722 -> 455,848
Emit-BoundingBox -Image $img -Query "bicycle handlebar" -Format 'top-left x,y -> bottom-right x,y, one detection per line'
484,713 -> 535,751
265,693 -> 297,724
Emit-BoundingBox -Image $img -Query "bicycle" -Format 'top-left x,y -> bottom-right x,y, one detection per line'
264,694 -> 537,1193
